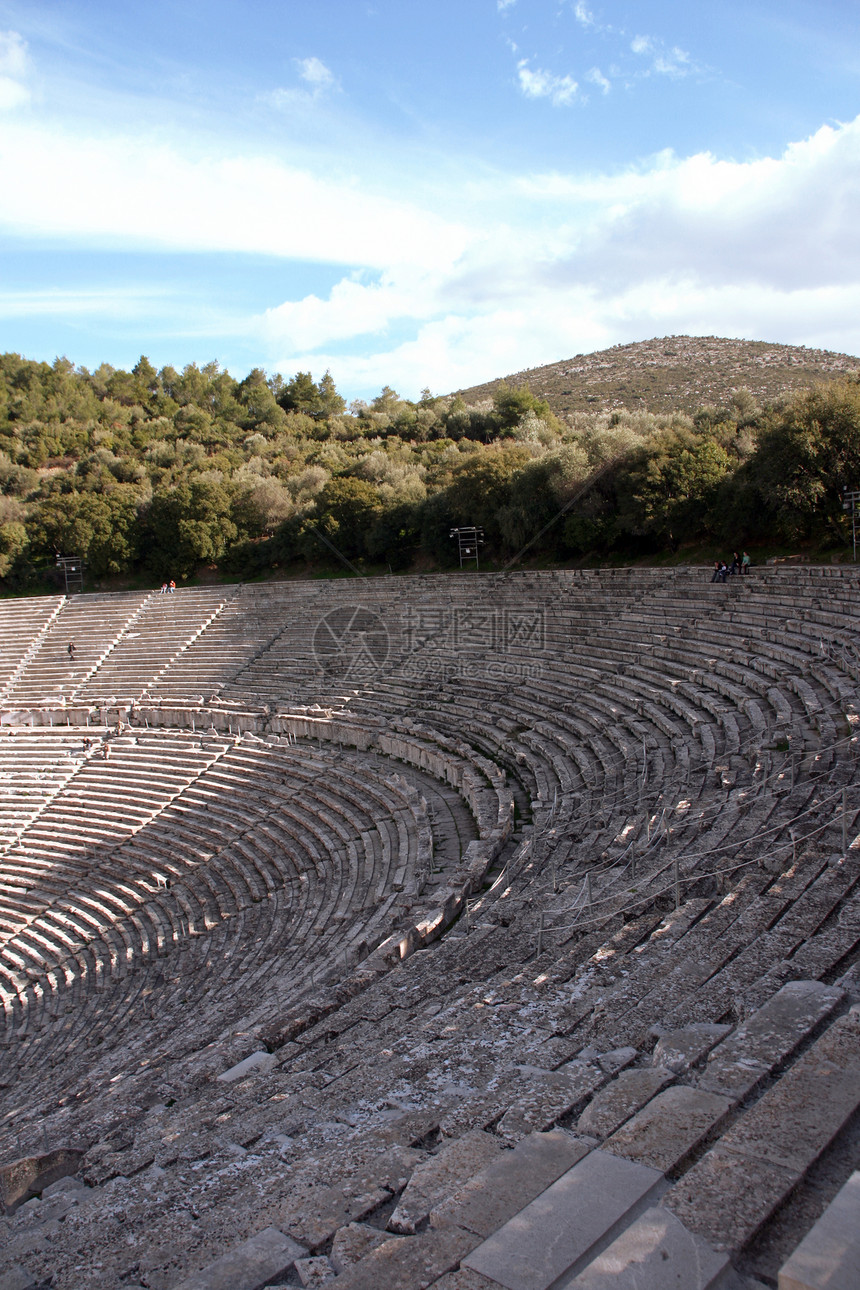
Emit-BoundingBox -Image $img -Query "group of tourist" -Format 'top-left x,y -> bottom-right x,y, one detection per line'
710,551 -> 751,582
159,580 -> 177,594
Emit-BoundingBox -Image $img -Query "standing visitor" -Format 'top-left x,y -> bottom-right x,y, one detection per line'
67,642 -> 76,659
742,551 -> 751,574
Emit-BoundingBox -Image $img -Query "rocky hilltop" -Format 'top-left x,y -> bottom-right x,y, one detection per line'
455,335 -> 860,416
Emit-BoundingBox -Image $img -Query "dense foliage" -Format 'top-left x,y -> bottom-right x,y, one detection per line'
1,350 -> 859,590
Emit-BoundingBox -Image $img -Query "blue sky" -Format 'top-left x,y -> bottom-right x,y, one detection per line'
0,0 -> 858,399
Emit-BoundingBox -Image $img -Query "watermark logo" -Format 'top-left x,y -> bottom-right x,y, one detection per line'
313,606 -> 390,679
312,603 -> 547,685
403,606 -> 546,653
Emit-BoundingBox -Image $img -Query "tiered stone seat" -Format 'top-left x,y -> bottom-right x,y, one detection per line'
0,730 -> 89,853
0,566 -> 859,1290
76,586 -> 239,703
0,595 -> 64,705
3,591 -> 151,707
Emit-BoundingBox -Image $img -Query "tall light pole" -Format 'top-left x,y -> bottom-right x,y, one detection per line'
842,487 -> 860,563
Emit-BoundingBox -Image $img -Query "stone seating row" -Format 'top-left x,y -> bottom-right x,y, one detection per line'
0,595 -> 64,701
0,733 -> 481,1106
1,569 -> 859,1288
3,592 -> 151,706
6,868 -> 852,1289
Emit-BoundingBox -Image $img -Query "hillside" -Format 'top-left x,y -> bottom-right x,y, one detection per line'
454,335 -> 860,416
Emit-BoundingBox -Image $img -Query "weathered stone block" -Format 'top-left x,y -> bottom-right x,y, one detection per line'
576,1068 -> 674,1139
388,1130 -> 504,1234
565,1206 -> 731,1289
431,1131 -> 591,1239
652,1025 -> 731,1073
664,1147 -> 801,1252
699,980 -> 843,1100
332,1225 -> 478,1290
606,1086 -> 732,1173
0,1148 -> 84,1215
778,1170 -> 860,1290
295,1254 -> 336,1287
462,1149 -> 664,1290
171,1226 -> 307,1290
216,1051 -> 277,1083
0,1265 -> 39,1290
330,1221 -> 401,1273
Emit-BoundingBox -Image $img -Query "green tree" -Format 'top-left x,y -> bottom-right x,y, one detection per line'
741,380 -> 860,542
619,428 -> 732,549
0,520 -> 27,579
27,487 -> 142,575
143,480 -> 240,575
306,477 -> 383,560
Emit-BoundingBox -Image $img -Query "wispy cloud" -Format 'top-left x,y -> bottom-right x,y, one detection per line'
261,54 -> 339,113
497,0 -> 517,11
517,60 -> 579,107
631,34 -> 698,79
572,2 -> 597,30
0,30 -> 31,110
0,287 -> 170,318
586,67 -> 611,94
296,55 -> 337,92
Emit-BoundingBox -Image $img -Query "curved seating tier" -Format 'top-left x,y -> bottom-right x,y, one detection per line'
0,567 -> 859,1290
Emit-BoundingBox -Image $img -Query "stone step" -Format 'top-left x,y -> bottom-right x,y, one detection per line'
323,1226 -> 477,1290
430,1130 -> 591,1239
461,1149 -> 665,1290
664,1009 -> 860,1253
562,1206 -> 732,1289
697,978 -> 845,1101
388,1130 -> 504,1235
604,1085 -> 732,1173
170,1226 -> 306,1290
778,1169 -> 860,1290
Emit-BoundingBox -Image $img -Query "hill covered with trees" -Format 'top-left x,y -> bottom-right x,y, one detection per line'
1,339 -> 859,592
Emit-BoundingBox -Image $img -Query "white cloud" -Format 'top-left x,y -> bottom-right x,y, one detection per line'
0,30 -> 31,111
572,2 -> 596,29
1,74 -> 858,398
631,34 -> 698,78
497,0 -> 517,10
257,116 -> 860,393
517,60 -> 579,107
261,54 -> 339,112
0,121 -> 468,271
586,67 -> 611,94
0,287 -> 169,318
296,56 -> 337,91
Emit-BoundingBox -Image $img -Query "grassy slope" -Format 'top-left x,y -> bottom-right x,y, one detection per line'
454,335 -> 860,417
